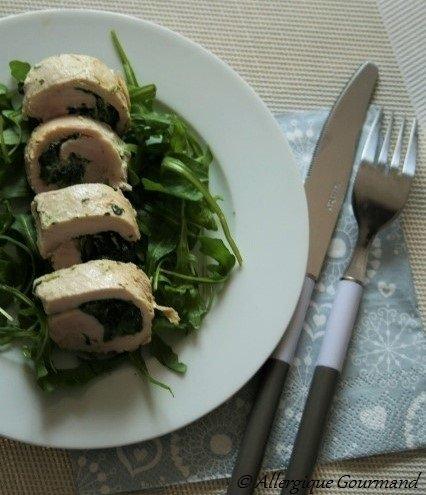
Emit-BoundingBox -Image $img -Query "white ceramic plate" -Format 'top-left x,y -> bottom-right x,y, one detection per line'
0,9 -> 308,449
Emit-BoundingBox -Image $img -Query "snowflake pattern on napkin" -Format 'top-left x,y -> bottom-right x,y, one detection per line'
70,107 -> 426,495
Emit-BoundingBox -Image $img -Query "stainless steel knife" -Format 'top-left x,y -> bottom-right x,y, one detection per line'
227,62 -> 378,495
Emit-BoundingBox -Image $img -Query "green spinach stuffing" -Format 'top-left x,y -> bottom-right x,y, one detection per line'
68,88 -> 119,129
79,299 -> 142,342
79,231 -> 137,264
39,135 -> 88,187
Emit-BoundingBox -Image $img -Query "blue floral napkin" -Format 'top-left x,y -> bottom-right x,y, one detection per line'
70,107 -> 426,495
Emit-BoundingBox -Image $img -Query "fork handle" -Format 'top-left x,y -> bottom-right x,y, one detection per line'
281,280 -> 362,495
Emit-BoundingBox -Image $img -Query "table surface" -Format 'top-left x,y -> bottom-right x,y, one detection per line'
0,1 -> 424,494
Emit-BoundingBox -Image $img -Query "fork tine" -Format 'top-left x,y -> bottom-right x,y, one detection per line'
377,113 -> 393,166
402,119 -> 417,177
391,117 -> 405,168
362,110 -> 382,163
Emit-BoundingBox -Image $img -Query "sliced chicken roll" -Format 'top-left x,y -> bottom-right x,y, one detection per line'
32,183 -> 140,269
33,260 -> 154,353
23,54 -> 130,133
25,116 -> 131,193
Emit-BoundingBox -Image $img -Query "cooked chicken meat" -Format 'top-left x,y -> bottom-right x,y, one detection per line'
32,183 -> 140,269
25,116 -> 131,193
33,260 -> 154,353
23,54 -> 130,133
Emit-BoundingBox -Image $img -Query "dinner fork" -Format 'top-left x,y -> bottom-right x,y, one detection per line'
281,112 -> 417,495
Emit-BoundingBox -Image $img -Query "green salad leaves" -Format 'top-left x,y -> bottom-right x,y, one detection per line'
0,32 -> 241,393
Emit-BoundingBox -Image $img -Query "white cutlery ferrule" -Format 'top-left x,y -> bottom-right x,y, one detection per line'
316,279 -> 363,371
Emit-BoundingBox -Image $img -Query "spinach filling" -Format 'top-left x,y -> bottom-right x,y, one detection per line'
68,88 -> 119,129
79,299 -> 142,342
79,231 -> 137,264
39,135 -> 88,187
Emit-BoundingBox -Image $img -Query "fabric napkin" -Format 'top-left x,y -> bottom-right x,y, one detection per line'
70,107 -> 425,495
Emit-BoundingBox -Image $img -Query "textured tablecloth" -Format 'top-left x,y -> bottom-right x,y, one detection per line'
0,1 -> 424,494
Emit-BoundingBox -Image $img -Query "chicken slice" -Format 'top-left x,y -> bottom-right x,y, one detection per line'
23,54 -> 130,133
34,260 -> 155,353
25,116 -> 131,193
32,183 -> 140,268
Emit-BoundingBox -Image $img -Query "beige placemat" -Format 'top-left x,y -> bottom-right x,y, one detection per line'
378,0 -> 426,128
0,1 -> 424,494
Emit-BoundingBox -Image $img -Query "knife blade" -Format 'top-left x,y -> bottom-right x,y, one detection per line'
227,62 -> 378,495
305,62 -> 379,279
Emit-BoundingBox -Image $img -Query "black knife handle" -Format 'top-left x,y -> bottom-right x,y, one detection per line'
281,366 -> 340,495
227,358 -> 290,494
228,276 -> 315,495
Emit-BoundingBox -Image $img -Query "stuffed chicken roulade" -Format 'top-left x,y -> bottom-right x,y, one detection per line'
23,54 -> 130,133
25,116 -> 131,193
32,183 -> 140,269
34,260 -> 155,353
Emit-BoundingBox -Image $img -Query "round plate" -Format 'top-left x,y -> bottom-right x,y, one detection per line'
0,9 -> 308,449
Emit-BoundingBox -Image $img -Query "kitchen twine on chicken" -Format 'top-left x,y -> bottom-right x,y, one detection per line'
70,107 -> 425,495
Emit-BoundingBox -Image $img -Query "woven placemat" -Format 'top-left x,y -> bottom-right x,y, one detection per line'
0,1 -> 424,494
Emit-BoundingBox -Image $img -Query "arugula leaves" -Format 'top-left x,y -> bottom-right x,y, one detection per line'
37,354 -> 128,390
9,60 -> 31,94
199,236 -> 236,277
149,334 -> 187,373
9,60 -> 31,85
11,213 -> 38,254
0,34 -> 240,393
129,350 -> 173,395
110,31 -> 241,355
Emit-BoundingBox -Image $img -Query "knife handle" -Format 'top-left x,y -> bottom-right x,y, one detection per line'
227,358 -> 290,494
281,279 -> 363,495
227,276 -> 314,495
